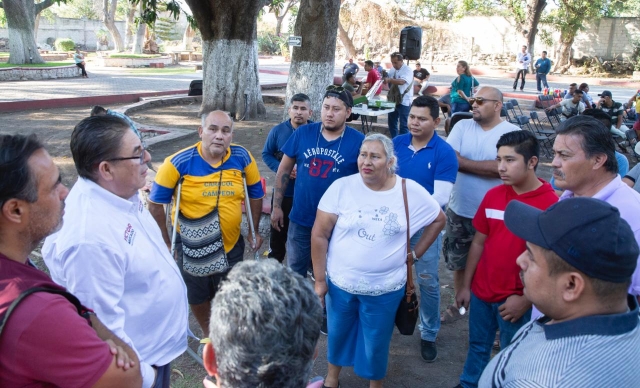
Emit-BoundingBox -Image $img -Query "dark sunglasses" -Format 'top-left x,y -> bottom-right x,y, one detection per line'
326,85 -> 345,93
468,97 -> 500,106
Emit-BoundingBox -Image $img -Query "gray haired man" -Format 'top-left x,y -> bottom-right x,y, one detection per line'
202,259 -> 323,387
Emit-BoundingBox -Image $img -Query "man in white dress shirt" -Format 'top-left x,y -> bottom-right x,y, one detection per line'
42,115 -> 189,388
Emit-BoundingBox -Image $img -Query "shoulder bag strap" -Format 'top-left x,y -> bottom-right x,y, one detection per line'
0,287 -> 84,337
402,179 -> 415,298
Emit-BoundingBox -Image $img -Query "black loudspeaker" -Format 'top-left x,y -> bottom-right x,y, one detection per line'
399,26 -> 422,60
188,80 -> 203,96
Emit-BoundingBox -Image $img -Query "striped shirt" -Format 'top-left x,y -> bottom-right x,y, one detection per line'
480,296 -> 640,387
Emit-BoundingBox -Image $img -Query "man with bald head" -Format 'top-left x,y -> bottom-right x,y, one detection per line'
443,86 -> 521,314
148,110 -> 265,336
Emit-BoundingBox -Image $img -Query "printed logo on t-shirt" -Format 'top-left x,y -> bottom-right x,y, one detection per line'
124,223 -> 137,245
302,145 -> 347,177
348,205 -> 401,247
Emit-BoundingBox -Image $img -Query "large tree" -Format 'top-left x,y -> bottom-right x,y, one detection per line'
268,0 -> 298,37
185,0 -> 268,118
284,0 -> 341,121
103,0 -> 123,51
0,0 -> 63,64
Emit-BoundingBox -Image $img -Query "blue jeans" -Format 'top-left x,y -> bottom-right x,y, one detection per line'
459,292 -> 531,388
451,101 -> 471,114
286,221 -> 312,277
536,73 -> 549,92
411,229 -> 442,342
388,104 -> 410,138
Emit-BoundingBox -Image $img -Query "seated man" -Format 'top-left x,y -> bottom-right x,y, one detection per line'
0,134 -> 142,387
343,58 -> 359,76
413,61 -> 431,96
342,72 -> 361,97
563,83 -> 577,99
202,259 -> 322,387
362,60 -> 381,96
545,89 -> 585,119
480,197 -> 640,386
597,90 -> 630,138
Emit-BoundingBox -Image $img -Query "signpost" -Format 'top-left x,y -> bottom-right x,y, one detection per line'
288,36 -> 302,47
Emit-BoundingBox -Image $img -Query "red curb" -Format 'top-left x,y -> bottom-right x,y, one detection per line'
259,69 -> 289,76
0,81 -> 288,113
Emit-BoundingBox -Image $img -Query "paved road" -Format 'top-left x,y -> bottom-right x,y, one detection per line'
0,58 -> 636,104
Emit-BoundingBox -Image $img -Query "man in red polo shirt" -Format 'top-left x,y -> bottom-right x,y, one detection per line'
362,60 -> 381,96
0,134 -> 142,387
454,131 -> 558,388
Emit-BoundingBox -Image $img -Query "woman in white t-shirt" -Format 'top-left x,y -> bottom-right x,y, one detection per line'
311,133 -> 445,388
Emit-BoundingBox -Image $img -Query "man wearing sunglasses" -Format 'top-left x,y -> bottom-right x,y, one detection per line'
444,86 -> 520,318
43,115 -> 189,388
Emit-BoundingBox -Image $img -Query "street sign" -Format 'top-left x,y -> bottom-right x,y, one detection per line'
288,36 -> 302,47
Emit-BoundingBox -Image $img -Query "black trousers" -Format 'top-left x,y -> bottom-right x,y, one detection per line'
513,69 -> 527,90
268,195 -> 293,262
76,62 -> 87,77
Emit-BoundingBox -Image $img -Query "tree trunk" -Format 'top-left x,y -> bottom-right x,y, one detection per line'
285,0 -> 341,122
182,24 -> 195,51
523,0 -> 547,72
185,0 -> 268,120
103,0 -> 124,51
131,2 -> 145,54
4,0 -> 45,64
337,19 -> 356,59
553,32 -> 576,73
124,4 -> 136,49
275,15 -> 285,36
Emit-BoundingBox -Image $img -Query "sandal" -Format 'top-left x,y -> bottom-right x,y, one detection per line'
321,380 -> 340,388
440,305 -> 465,324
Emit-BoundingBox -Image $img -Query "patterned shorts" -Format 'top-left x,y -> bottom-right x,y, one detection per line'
443,208 -> 476,271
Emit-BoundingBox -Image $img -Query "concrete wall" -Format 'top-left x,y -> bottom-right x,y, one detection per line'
0,65 -> 81,81
0,16 -> 126,50
573,17 -> 640,59
444,16 -> 640,61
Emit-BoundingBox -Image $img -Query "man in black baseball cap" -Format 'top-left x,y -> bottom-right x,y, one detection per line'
479,197 -> 640,387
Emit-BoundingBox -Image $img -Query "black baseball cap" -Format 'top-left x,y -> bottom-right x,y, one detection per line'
324,85 -> 353,108
598,90 -> 613,98
504,197 -> 638,283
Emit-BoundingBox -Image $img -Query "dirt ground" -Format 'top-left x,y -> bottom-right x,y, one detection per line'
2,99 -> 629,387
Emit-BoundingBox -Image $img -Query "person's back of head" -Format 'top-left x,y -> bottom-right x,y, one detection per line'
90,106 -> 108,116
582,108 -> 613,128
505,197 -> 638,320
204,259 -> 322,388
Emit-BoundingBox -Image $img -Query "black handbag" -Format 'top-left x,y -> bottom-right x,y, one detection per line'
395,179 -> 419,335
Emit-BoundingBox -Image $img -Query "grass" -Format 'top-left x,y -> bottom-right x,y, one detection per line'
108,54 -> 162,59
0,61 -> 75,68
123,67 -> 197,75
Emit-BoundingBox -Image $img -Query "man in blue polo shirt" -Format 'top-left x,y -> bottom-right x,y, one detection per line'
393,95 -> 458,362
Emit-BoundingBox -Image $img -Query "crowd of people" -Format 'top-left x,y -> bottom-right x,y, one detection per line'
1,52 -> 640,388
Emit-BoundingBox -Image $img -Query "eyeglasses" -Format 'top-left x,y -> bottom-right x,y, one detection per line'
107,149 -> 147,165
326,85 -> 345,93
468,97 -> 500,106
